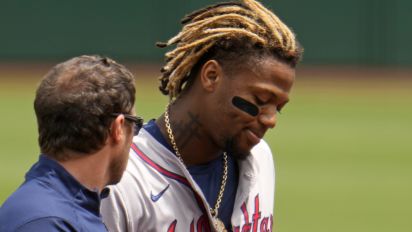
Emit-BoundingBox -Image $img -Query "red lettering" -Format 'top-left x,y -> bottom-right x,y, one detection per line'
252,194 -> 261,232
269,215 -> 273,232
190,219 -> 194,232
260,217 -> 269,232
167,220 -> 177,232
197,214 -> 211,232
241,202 -> 252,232
166,215 -> 216,232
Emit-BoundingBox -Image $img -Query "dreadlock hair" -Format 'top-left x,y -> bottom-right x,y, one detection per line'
157,0 -> 303,100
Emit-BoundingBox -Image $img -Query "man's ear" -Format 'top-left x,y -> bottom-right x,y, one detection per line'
199,60 -> 223,92
108,115 -> 125,144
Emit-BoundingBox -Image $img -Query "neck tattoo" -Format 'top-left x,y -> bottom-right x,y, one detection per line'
164,103 -> 228,232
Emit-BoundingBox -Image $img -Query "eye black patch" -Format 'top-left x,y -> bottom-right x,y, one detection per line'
232,96 -> 259,117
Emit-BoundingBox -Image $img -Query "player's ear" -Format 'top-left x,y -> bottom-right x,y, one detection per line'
199,60 -> 223,92
108,115 -> 125,144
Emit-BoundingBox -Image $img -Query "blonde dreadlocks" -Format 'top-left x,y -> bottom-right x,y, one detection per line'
157,0 -> 302,100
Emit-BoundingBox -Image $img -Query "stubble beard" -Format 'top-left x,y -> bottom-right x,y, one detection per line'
107,153 -> 127,186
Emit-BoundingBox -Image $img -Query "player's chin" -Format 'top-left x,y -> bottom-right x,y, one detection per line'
231,150 -> 251,160
236,143 -> 255,159
226,138 -> 254,160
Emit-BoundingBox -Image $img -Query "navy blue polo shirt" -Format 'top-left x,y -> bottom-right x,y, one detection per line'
144,120 -> 239,230
0,155 -> 108,232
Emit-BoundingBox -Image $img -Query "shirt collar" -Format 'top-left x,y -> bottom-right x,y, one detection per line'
143,119 -> 174,153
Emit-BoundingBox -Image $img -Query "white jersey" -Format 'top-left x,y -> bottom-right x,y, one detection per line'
101,128 -> 275,232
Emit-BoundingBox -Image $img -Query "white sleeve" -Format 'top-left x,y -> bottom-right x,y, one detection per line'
101,166 -> 146,232
252,139 -> 275,211
267,142 -> 276,212
101,185 -> 129,232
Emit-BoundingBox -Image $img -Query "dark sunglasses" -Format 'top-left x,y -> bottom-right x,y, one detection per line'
111,113 -> 144,135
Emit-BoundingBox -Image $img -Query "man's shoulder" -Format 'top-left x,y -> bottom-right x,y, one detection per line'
0,179 -> 76,231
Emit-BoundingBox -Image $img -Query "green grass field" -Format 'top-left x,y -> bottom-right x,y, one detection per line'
1,68 -> 411,232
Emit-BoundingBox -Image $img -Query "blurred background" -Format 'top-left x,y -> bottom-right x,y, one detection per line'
0,0 -> 411,231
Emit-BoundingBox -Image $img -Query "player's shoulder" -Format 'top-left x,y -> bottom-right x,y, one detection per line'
251,139 -> 274,162
247,139 -> 275,173
252,139 -> 272,153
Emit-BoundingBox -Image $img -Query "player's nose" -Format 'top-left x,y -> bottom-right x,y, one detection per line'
258,107 -> 277,129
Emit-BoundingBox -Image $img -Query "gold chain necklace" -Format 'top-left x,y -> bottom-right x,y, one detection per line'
164,103 -> 228,232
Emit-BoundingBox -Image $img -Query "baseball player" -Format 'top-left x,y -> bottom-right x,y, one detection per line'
101,0 -> 303,231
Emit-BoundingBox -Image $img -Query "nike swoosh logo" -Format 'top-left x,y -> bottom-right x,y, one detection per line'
150,184 -> 170,202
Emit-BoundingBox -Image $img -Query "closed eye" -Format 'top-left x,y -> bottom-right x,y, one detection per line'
276,102 -> 288,114
276,107 -> 282,114
254,95 -> 267,106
